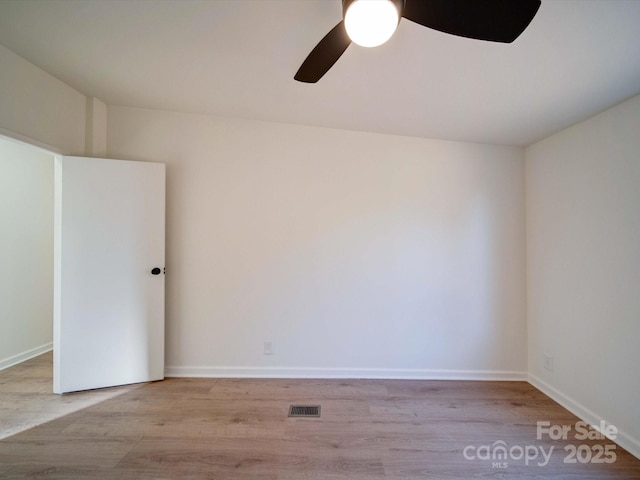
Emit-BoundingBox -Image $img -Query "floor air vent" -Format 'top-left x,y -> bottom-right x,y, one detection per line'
288,405 -> 321,417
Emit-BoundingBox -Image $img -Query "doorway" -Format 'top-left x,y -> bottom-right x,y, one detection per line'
0,134 -> 166,438
0,135 -> 54,371
1,134 -> 166,391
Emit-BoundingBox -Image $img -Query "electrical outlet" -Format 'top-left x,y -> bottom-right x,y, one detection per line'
263,341 -> 274,355
543,353 -> 554,372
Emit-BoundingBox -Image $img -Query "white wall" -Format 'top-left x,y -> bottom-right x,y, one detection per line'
0,137 -> 54,369
108,106 -> 527,378
526,93 -> 640,456
0,44 -> 86,154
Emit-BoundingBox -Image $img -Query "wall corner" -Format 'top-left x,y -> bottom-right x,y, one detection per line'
85,96 -> 107,157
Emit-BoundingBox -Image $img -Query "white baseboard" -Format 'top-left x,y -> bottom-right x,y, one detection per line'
528,373 -> 640,461
165,365 -> 527,381
0,342 -> 53,371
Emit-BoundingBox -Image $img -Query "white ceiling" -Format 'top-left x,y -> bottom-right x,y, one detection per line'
0,0 -> 639,146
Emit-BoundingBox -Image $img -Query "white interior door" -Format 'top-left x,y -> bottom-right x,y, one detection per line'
53,156 -> 165,394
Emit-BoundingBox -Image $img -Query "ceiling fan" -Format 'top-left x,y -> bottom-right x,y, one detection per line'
294,0 -> 541,83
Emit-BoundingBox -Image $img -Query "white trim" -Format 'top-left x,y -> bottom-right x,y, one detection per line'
165,366 -> 527,381
528,373 -> 640,461
0,342 -> 53,371
53,155 -> 63,394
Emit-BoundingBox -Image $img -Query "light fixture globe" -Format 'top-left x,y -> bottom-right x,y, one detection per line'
343,0 -> 401,48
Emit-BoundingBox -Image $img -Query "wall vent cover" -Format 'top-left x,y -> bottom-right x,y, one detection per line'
288,405 -> 321,417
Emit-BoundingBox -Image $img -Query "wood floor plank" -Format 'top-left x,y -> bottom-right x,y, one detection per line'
117,437 -> 385,478
1,465 -> 277,480
60,409 -> 288,439
0,435 -> 141,468
1,354 -> 639,479
205,378 -> 389,401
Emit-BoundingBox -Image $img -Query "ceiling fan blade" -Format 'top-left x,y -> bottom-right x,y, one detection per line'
402,0 -> 541,43
294,20 -> 351,83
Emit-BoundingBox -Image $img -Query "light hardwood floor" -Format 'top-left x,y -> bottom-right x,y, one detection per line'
1,353 -> 639,479
0,353 -> 138,441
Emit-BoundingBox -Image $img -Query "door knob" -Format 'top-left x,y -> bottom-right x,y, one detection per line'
151,267 -> 162,275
